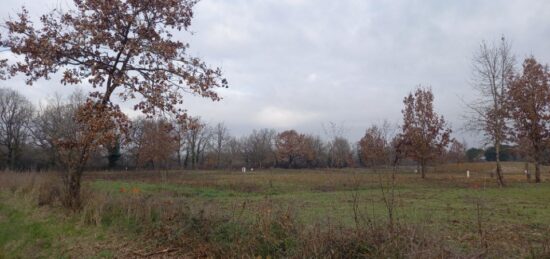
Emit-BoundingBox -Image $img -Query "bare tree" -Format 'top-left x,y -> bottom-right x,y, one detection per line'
327,137 -> 353,168
226,136 -> 244,169
243,129 -> 277,169
507,57 -> 550,183
467,37 -> 515,187
212,122 -> 229,169
0,88 -> 34,170
322,121 -> 353,168
183,117 -> 211,169
303,134 -> 326,168
31,92 -> 83,169
447,139 -> 467,165
127,117 -> 146,168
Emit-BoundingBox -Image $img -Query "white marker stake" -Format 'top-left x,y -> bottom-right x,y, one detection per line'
467,170 -> 470,179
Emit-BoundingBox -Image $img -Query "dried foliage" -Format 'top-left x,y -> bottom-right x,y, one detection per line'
275,130 -> 314,168
507,57 -> 550,183
131,118 -> 178,169
359,124 -> 392,168
1,0 -> 226,209
399,87 -> 451,178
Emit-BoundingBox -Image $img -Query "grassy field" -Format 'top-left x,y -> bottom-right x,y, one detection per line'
2,162 -> 550,257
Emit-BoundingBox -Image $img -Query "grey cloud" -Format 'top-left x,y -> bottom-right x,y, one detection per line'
2,0 -> 550,146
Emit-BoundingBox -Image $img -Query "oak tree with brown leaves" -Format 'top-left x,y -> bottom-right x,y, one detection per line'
359,124 -> 391,168
1,0 -> 226,209
507,57 -> 550,183
276,130 -> 304,168
132,118 -> 178,169
400,87 -> 451,178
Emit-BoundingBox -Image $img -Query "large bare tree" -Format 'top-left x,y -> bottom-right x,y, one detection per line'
467,37 -> 515,187
0,88 -> 34,170
507,57 -> 550,183
211,122 -> 230,169
243,129 -> 277,169
1,0 -> 227,209
31,91 -> 85,169
183,117 -> 211,169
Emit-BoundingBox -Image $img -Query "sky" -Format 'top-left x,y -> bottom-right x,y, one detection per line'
2,0 -> 550,147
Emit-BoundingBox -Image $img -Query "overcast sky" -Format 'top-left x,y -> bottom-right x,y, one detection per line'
2,0 -> 550,147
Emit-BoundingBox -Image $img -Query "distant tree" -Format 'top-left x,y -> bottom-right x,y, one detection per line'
447,139 -> 466,164
212,122 -> 230,169
226,136 -> 244,169
275,130 -> 306,168
106,136 -> 122,169
400,87 -> 451,178
327,137 -> 353,168
303,134 -> 326,168
484,145 -> 518,162
466,37 -> 515,187
0,88 -> 34,170
1,1 -> 226,208
184,117 -> 211,169
466,148 -> 484,162
31,92 -> 81,169
134,119 -> 177,169
358,124 -> 391,168
243,129 -> 277,168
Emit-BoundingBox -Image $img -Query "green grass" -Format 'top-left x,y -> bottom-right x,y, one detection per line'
91,180 -> 241,198
85,164 -> 550,254
4,162 -> 550,257
84,166 -> 550,242
0,193 -> 117,259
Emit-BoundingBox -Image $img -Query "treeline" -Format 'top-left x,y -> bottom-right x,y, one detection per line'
3,47 -> 550,174
0,87 -> 471,171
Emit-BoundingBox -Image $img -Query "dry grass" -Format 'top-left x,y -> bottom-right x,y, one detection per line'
2,162 -> 550,258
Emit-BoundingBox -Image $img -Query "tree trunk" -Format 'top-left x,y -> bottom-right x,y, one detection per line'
535,161 -> 541,183
7,145 -> 16,170
62,168 -> 83,210
420,160 -> 426,179
495,142 -> 505,187
525,162 -> 531,182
